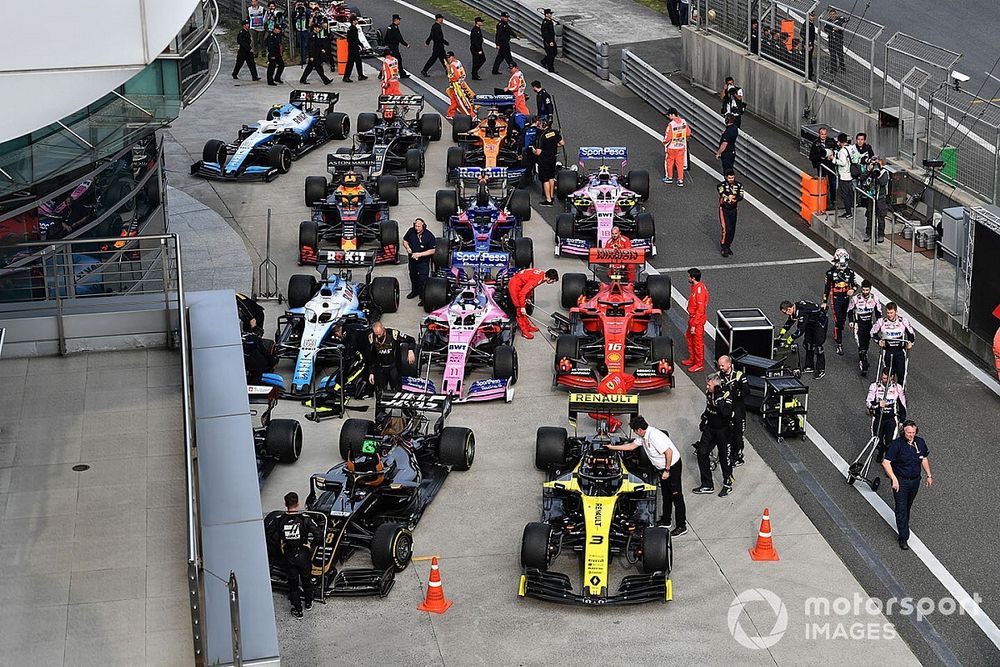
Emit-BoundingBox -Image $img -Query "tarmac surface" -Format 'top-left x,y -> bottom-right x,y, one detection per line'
163,10 -> 998,663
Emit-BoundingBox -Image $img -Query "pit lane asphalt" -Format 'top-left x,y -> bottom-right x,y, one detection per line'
360,3 -> 1000,664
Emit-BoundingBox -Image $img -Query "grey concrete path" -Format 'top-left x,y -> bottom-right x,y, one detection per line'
164,46 -> 918,664
0,350 -> 191,666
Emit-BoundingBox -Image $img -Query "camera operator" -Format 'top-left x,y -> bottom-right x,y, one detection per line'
808,126 -> 838,212
718,77 -> 745,128
863,157 -> 890,243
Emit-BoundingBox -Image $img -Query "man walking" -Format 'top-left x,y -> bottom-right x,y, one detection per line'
608,415 -> 687,536
343,15 -> 367,82
540,9 -> 558,73
531,81 -> 554,120
780,299 -> 829,378
881,421 -> 932,550
715,114 -> 739,173
694,375 -> 734,497
470,16 -> 486,80
421,14 -> 449,77
662,107 -> 690,186
233,20 -> 261,81
682,268 -> 708,372
401,218 -> 436,301
506,63 -> 530,116
384,14 -> 411,78
491,12 -> 517,74
848,279 -> 881,376
380,49 -> 402,96
822,248 -> 857,355
299,23 -> 332,85
445,52 -> 475,119
717,169 -> 744,257
718,355 -> 748,467
508,268 -> 559,338
274,492 -> 318,618
872,302 -> 915,384
265,24 -> 285,85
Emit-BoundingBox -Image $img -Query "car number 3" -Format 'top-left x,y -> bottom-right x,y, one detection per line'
589,535 -> 604,545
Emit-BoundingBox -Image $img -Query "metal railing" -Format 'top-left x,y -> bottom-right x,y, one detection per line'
816,6 -> 884,111
926,88 -> 1000,205
757,0 -> 817,78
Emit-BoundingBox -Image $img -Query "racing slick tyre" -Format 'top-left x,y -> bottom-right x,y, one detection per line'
513,237 -> 534,269
650,336 -> 673,366
298,220 -> 319,262
405,148 -> 422,175
521,522 -> 553,570
635,212 -> 655,243
494,345 -> 518,383
509,189 -> 531,221
435,189 -> 458,222
439,426 -> 475,471
326,111 -> 350,140
535,426 -> 568,470
202,139 -> 228,166
376,174 -> 399,207
420,112 -> 443,141
288,274 -> 318,309
641,526 -> 672,574
555,213 -> 575,242
265,419 -> 303,463
432,238 -> 451,272
371,523 -> 414,572
451,114 -> 473,142
304,176 -> 328,207
423,276 -> 450,313
645,274 -> 671,311
561,273 -> 587,309
399,341 -> 418,377
268,144 -> 293,174
556,169 -> 579,201
626,169 -> 651,201
379,219 -> 400,251
357,112 -> 378,134
339,418 -> 375,461
554,335 -> 579,371
370,276 -> 399,314
446,146 -> 465,174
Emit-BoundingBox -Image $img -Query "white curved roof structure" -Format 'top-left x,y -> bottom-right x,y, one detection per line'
0,0 -> 202,143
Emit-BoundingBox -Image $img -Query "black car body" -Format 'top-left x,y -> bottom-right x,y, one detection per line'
354,95 -> 442,185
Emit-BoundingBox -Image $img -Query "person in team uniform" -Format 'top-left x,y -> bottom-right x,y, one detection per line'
822,248 -> 857,356
848,279 -> 881,376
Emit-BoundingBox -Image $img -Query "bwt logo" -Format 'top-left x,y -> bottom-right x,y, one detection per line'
728,589 -> 789,650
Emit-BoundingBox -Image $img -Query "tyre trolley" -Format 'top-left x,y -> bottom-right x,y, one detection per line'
760,374 -> 809,443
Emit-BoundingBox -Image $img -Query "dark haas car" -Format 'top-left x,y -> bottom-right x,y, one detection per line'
447,95 -> 529,180
248,384 -> 303,479
519,393 -> 673,606
555,147 -> 654,257
191,90 -> 349,182
354,95 -> 442,185
264,391 -> 474,598
301,156 -> 400,266
553,248 -> 674,393
433,166 -> 533,274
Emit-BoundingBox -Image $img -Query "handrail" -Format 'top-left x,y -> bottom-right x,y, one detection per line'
184,33 -> 223,108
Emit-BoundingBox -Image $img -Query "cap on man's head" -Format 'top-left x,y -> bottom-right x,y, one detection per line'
392,13 -> 401,19
435,13 -> 444,19
474,16 -> 483,22
446,51 -> 455,57
500,11 -> 509,17
241,18 -> 249,25
544,8 -> 553,14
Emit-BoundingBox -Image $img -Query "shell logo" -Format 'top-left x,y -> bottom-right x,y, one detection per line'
607,352 -> 622,363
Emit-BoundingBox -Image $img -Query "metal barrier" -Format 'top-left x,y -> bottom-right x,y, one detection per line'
927,88 -> 1000,205
702,0 -> 751,49
816,6 -> 884,111
757,0 -> 817,78
621,49 -> 805,212
883,32 -> 960,115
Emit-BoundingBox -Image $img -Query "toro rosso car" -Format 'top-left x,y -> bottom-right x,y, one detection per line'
553,248 -> 674,393
274,250 -> 398,397
354,95 -> 442,185
302,158 -> 399,266
191,90 -> 349,182
404,279 -> 518,403
519,393 -> 673,606
265,391 -> 473,598
447,95 -> 528,178
555,147 -> 655,257
433,167 -> 534,274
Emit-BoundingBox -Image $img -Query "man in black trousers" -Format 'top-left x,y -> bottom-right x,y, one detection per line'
343,15 -> 367,82
385,14 -> 410,78
300,24 -> 332,85
265,24 -> 285,85
470,16 -> 486,80
233,20 -> 261,81
421,14 -> 449,76
491,12 -> 517,74
540,9 -> 557,73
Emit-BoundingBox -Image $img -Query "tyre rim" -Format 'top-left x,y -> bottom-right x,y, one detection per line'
464,435 -> 475,467
282,150 -> 291,171
395,533 -> 413,567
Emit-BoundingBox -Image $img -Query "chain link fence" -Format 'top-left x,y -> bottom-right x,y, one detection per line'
883,32 -> 960,113
816,6 -> 883,110
757,0 -> 816,77
927,89 -> 1000,204
703,0 -> 752,48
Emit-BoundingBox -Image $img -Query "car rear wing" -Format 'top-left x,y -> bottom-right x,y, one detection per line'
318,249 -> 377,269
474,94 -> 516,108
452,250 -> 510,270
455,166 -> 509,183
578,146 -> 628,162
290,90 -> 340,108
568,392 -> 640,419
327,153 -> 376,175
378,391 -> 452,414
378,95 -> 424,111
588,247 -> 646,265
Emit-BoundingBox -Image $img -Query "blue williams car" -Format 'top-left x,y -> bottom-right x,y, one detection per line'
190,90 -> 350,182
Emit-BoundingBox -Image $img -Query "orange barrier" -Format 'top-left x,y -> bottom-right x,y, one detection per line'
336,38 -> 347,76
749,508 -> 780,561
800,174 -> 827,224
781,20 -> 795,51
417,556 -> 453,613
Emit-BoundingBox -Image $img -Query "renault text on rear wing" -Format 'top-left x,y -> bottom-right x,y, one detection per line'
291,90 -> 340,106
588,247 -> 646,265
567,392 -> 640,418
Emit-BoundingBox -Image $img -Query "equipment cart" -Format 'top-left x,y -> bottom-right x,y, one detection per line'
761,375 -> 809,443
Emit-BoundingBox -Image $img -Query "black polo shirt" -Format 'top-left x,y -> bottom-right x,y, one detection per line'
402,226 -> 436,264
719,125 -> 738,159
535,128 -> 562,161
884,435 -> 929,480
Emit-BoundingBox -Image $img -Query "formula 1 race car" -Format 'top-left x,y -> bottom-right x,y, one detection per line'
302,157 -> 400,266
354,95 -> 442,185
552,248 -> 674,393
248,384 -> 302,479
265,391 -> 474,598
555,147 -> 654,257
519,393 -> 673,606
191,90 -> 349,181
433,167 -> 533,274
322,3 -> 383,57
273,250 -> 398,397
447,95 -> 528,178
404,279 -> 518,403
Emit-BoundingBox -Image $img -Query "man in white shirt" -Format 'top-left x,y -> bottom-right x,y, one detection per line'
608,415 -> 687,536
834,132 -> 854,217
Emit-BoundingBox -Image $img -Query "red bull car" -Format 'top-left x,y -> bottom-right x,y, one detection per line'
551,248 -> 674,393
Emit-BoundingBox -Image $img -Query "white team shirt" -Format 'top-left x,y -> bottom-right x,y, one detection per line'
635,425 -> 680,471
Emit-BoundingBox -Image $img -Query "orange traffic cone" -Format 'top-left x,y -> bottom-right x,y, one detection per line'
749,508 -> 780,561
417,556 -> 453,614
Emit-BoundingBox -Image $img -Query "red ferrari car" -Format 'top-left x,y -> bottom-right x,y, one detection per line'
551,248 -> 674,392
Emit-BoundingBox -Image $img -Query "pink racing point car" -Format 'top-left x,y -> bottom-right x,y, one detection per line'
403,280 -> 518,403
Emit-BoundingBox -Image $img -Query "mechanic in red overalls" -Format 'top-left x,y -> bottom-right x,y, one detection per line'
508,268 -> 559,339
380,49 -> 402,96
682,267 -> 708,372
506,63 -> 530,116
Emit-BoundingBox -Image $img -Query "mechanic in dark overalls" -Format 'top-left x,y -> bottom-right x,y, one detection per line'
694,375 -> 734,497
822,248 -> 857,356
366,321 -> 416,395
848,279 -> 881,376
717,355 -> 748,468
277,492 -> 319,618
780,299 -> 829,378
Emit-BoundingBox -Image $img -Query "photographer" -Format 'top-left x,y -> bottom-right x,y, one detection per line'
808,126 -> 837,211
825,8 -> 847,73
718,77 -> 745,128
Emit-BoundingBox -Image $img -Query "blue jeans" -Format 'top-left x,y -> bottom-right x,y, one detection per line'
892,477 -> 920,541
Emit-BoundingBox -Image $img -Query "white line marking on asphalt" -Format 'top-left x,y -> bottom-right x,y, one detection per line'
392,0 -> 1000,646
655,257 -> 829,273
